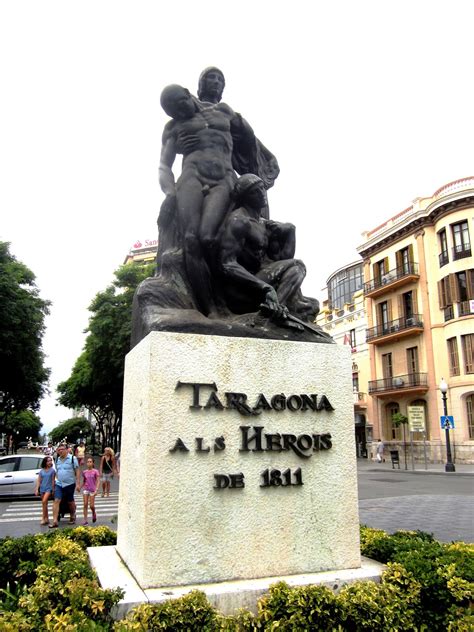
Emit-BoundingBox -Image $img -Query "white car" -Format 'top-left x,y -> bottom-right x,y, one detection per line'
0,455 -> 44,496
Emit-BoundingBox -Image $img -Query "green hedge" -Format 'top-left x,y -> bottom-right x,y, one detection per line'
0,526 -> 122,631
0,527 -> 472,631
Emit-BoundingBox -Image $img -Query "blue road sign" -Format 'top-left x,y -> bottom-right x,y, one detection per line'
440,415 -> 455,430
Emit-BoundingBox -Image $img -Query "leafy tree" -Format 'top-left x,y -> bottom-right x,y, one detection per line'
0,242 -> 50,423
57,263 -> 154,451
49,416 -> 91,445
4,410 -> 43,447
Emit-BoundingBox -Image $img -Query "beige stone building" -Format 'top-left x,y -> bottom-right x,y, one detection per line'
316,262 -> 372,458
358,176 -> 474,463
317,177 -> 474,464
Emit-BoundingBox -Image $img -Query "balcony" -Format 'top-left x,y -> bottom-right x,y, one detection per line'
366,314 -> 423,344
444,305 -> 454,322
364,262 -> 419,298
438,250 -> 449,267
459,301 -> 474,317
368,372 -> 428,396
452,243 -> 471,261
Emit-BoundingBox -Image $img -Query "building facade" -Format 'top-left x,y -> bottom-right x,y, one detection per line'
123,238 -> 158,266
316,262 -> 372,457
358,177 -> 474,463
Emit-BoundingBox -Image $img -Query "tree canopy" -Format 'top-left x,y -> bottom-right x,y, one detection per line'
49,416 -> 91,445
0,242 -> 50,421
57,262 -> 154,450
4,410 -> 43,442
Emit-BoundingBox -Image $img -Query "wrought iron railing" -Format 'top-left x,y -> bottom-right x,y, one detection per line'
364,262 -> 419,294
458,301 -> 473,317
368,372 -> 428,394
444,305 -> 454,321
439,250 -> 449,267
452,243 -> 471,261
366,314 -> 423,342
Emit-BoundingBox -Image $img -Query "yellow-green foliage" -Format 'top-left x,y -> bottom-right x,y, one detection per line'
0,527 -> 472,630
0,527 -> 122,631
115,591 -> 220,631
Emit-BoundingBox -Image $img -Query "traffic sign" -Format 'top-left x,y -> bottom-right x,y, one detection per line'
440,415 -> 455,430
408,405 -> 425,432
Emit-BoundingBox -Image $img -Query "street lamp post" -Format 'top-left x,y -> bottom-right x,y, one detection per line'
440,378 -> 455,473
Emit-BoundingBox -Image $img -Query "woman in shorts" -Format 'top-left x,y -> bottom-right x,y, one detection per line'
99,447 -> 118,497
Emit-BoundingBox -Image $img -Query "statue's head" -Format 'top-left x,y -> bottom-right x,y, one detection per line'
160,85 -> 195,120
232,174 -> 267,210
197,67 -> 225,103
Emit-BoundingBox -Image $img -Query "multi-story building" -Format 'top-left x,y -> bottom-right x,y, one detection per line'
358,176 -> 474,463
123,239 -> 158,266
316,261 -> 372,457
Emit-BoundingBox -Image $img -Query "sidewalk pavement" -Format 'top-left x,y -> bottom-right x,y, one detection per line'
358,457 -> 474,476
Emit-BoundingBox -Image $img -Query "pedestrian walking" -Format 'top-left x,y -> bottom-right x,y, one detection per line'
81,456 -> 100,525
34,456 -> 55,526
376,439 -> 385,463
99,447 -> 118,497
49,443 -> 80,528
75,441 -> 86,466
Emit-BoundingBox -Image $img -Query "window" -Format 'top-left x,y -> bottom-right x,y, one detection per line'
438,229 -> 448,266
374,258 -> 388,284
396,246 -> 412,275
352,373 -> 359,392
349,329 -> 356,348
385,402 -> 401,440
382,353 -> 393,379
327,263 -> 364,310
407,347 -> 419,376
18,457 -> 43,471
447,338 -> 460,376
467,394 -> 474,440
379,301 -> 390,332
0,458 -> 17,473
452,221 -> 471,260
456,272 -> 468,302
403,291 -> 414,319
462,334 -> 474,373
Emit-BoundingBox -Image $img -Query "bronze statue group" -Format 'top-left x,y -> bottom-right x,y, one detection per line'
131,67 -> 331,344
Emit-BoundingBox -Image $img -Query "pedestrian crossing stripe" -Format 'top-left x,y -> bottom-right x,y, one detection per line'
3,507 -> 118,516
0,513 -> 118,523
4,500 -> 119,509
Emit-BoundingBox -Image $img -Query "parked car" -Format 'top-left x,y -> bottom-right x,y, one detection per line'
0,446 -> 7,457
0,454 -> 44,497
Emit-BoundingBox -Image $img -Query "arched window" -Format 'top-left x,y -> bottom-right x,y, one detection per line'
467,394 -> 474,440
409,399 -> 429,440
384,402 -> 400,440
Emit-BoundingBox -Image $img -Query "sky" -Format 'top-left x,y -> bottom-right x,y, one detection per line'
1,1 -> 473,433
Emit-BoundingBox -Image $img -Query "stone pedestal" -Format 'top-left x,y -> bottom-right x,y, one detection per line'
116,332 -> 360,590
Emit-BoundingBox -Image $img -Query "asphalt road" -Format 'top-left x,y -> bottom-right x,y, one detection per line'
0,461 -> 472,542
358,460 -> 473,543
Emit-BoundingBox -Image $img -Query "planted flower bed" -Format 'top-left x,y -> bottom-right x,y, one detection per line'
0,526 -> 472,630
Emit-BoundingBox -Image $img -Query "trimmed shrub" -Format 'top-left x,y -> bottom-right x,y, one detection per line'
115,590 -> 221,631
0,526 -> 472,630
0,527 -> 122,631
360,527 -> 474,630
256,581 -> 344,631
